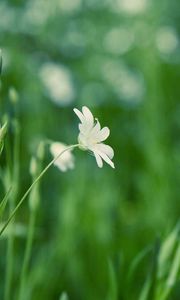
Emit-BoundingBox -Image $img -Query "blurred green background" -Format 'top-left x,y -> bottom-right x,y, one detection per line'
0,0 -> 180,299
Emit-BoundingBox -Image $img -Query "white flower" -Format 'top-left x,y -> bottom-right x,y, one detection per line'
39,63 -> 75,106
74,106 -> 115,169
114,0 -> 148,15
50,142 -> 75,172
156,26 -> 179,55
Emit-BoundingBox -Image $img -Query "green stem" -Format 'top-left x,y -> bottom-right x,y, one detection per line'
18,144 -> 42,300
0,187 -> 12,216
160,243 -> 180,300
0,144 -> 78,236
4,232 -> 14,300
18,207 -> 36,300
4,121 -> 20,300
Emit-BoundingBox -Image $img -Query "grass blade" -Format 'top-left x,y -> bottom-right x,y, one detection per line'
160,242 -> 180,300
127,245 -> 152,284
0,187 -> 12,219
107,259 -> 118,300
139,240 -> 160,300
59,292 -> 68,300
158,223 -> 180,279
0,49 -> 2,76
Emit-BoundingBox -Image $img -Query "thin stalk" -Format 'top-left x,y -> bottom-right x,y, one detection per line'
4,121 -> 20,300
0,187 -> 12,217
18,144 -> 42,300
0,144 -> 79,236
18,207 -> 36,300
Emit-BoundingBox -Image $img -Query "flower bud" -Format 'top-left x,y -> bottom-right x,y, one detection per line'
9,87 -> 19,104
59,292 -> 68,300
28,186 -> 40,212
29,156 -> 38,177
0,49 -> 2,76
37,141 -> 45,161
29,156 -> 40,211
0,121 -> 8,155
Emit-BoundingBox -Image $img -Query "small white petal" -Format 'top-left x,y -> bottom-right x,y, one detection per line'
95,143 -> 114,159
79,124 -> 83,132
96,127 -> 110,142
97,150 -> 115,168
94,151 -> 103,168
73,108 -> 84,123
50,142 -> 75,172
55,162 -> 66,172
82,106 -> 94,126
79,123 -> 93,135
90,121 -> 101,136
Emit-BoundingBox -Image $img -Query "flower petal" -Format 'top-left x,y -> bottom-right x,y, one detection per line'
73,108 -> 84,123
50,142 -> 75,172
79,123 -> 93,135
93,151 -> 103,168
54,161 -> 66,172
96,127 -> 110,142
82,106 -> 94,127
90,120 -> 101,136
95,143 -> 114,159
78,133 -> 88,149
97,151 -> 115,168
74,107 -> 114,169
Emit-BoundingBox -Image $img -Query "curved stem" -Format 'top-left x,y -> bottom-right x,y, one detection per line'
0,144 -> 79,236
